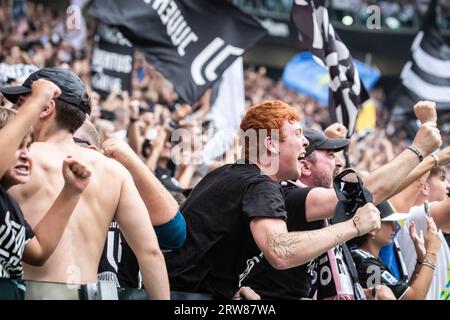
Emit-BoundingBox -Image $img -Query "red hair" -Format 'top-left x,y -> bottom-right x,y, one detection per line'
239,100 -> 300,160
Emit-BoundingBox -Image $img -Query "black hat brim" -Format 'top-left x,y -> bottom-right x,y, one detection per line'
317,138 -> 350,153
1,86 -> 31,103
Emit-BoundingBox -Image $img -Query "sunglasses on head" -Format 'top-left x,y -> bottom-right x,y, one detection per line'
73,136 -> 91,146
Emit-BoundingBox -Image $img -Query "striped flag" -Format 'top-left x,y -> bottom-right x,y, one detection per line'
91,0 -> 266,105
290,0 -> 369,137
392,0 -> 450,119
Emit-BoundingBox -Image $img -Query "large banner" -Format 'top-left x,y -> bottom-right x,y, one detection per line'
392,0 -> 450,118
90,0 -> 266,104
91,23 -> 134,98
0,63 -> 38,85
291,0 -> 369,137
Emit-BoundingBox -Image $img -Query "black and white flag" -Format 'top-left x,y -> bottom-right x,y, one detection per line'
90,0 -> 266,104
91,22 -> 135,98
0,63 -> 38,85
392,0 -> 450,118
291,0 -> 368,137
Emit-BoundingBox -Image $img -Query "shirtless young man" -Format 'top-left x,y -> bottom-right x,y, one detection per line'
1,67 -> 169,299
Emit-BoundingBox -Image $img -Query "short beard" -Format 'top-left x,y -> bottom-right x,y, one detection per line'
312,173 -> 332,189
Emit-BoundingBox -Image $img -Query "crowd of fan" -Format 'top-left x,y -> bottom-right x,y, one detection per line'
0,1 -> 448,182
0,1 -> 449,301
330,0 -> 450,30
232,0 -> 450,30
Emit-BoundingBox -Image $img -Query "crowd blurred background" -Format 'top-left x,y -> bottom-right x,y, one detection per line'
0,0 -> 449,191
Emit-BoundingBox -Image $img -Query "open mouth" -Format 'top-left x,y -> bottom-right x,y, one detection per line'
298,153 -> 306,161
14,164 -> 30,175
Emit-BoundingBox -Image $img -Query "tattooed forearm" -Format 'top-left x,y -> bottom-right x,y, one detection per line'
267,226 -> 347,264
267,231 -> 305,259
307,230 -> 318,241
334,233 -> 343,245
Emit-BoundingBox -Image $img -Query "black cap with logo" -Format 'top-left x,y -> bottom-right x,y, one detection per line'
1,67 -> 91,115
304,128 -> 350,157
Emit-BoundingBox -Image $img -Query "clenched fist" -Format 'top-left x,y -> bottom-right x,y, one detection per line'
352,203 -> 381,236
414,101 -> 437,124
324,123 -> 348,139
62,156 -> 92,193
102,138 -> 138,167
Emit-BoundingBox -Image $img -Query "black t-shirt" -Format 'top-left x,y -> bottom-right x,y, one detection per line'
0,186 -> 34,279
241,185 -> 322,299
165,163 -> 287,298
98,221 -> 140,288
351,248 -> 410,299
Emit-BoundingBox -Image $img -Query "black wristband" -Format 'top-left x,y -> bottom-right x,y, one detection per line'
407,146 -> 424,162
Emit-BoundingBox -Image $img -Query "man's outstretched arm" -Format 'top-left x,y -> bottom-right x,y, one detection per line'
363,119 -> 441,204
115,168 -> 170,299
251,203 -> 380,270
103,138 -> 179,226
103,138 -> 185,249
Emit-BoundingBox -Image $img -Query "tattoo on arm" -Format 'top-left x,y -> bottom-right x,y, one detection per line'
267,228 -> 344,260
307,230 -> 317,240
334,233 -> 343,245
267,231 -> 304,259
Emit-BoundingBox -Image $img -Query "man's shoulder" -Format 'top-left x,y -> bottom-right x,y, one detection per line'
283,184 -> 315,198
31,141 -> 129,182
84,149 -> 130,180
33,142 -> 121,166
219,162 -> 262,176
207,162 -> 276,187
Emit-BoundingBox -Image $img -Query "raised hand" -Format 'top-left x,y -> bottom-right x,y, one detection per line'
414,101 -> 437,124
324,123 -> 348,139
409,221 -> 426,262
172,103 -> 192,124
352,203 -> 381,235
102,138 -> 138,167
62,156 -> 92,193
424,216 -> 441,254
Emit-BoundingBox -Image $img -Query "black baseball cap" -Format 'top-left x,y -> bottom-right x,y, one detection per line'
377,201 -> 409,222
0,67 -> 91,115
304,128 -> 349,157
